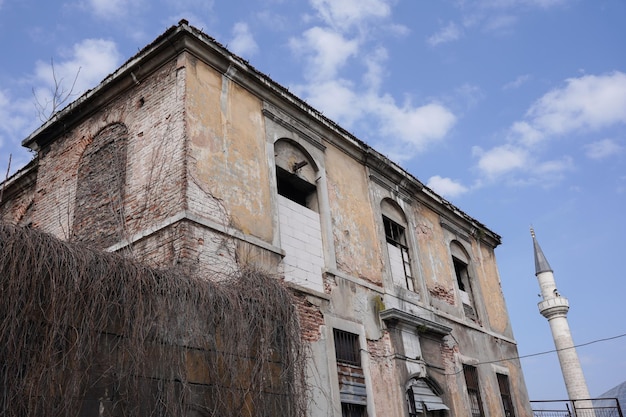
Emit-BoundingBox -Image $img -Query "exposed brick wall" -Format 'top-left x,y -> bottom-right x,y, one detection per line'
292,292 -> 324,343
72,123 -> 128,248
20,60 -> 186,248
0,164 -> 37,225
429,283 -> 456,305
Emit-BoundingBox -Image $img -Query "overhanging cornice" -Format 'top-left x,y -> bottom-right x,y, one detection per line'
380,308 -> 452,336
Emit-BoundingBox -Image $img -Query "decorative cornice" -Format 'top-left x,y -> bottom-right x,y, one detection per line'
379,308 -> 452,336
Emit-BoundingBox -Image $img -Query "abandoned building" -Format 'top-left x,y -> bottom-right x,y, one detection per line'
0,20 -> 534,417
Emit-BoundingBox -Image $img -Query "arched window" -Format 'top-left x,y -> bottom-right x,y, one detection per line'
274,139 -> 318,212
274,139 -> 324,292
73,123 -> 128,248
406,378 -> 449,416
381,199 -> 414,291
450,241 -> 477,321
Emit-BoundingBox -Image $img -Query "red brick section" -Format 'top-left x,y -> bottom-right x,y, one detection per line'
440,339 -> 458,374
292,291 -> 324,343
429,283 -> 456,305
367,331 -> 394,368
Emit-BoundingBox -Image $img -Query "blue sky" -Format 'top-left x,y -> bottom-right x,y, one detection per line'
1,0 -> 625,402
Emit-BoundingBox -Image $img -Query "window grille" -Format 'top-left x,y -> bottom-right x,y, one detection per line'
497,373 -> 516,417
342,402 -> 367,417
334,329 -> 361,366
463,365 -> 485,417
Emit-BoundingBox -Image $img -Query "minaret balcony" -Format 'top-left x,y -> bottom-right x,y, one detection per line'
538,296 -> 570,319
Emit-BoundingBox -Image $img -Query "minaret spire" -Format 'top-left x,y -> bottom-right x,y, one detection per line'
530,229 -> 593,412
531,227 -> 552,274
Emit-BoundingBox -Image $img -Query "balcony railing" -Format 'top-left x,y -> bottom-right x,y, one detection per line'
531,398 -> 623,417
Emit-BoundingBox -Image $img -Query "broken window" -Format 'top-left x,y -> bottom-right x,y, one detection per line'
463,365 -> 485,417
274,138 -> 325,292
381,199 -> 415,291
274,139 -> 318,211
497,373 -> 516,417
276,165 -> 316,207
450,241 -> 477,321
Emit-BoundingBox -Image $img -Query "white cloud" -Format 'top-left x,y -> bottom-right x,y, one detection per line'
375,97 -> 456,152
34,38 -> 120,96
294,79 -> 362,127
473,144 -> 529,177
30,39 -> 120,121
475,71 -> 626,183
503,74 -> 531,90
427,21 -> 462,46
229,22 -> 259,57
310,0 -> 391,30
290,27 -> 359,81
88,0 -> 130,19
288,0 -> 456,161
584,139 -> 624,160
527,71 -> 626,136
508,121 -> 545,146
483,14 -> 517,33
427,176 -> 469,198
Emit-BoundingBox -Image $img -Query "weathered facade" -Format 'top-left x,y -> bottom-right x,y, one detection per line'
0,21 -> 532,417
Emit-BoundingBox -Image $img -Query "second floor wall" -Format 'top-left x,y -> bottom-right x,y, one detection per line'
0,41 -> 513,340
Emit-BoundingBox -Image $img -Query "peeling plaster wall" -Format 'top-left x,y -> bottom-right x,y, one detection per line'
185,55 -> 272,242
325,145 -> 382,283
472,239 -> 513,336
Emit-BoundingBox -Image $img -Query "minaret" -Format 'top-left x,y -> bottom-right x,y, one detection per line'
531,228 -> 593,409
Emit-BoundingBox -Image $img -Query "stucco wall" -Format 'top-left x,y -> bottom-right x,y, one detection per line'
185,55 -> 272,242
325,144 -> 383,283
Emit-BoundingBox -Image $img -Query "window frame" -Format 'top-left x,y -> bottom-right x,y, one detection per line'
463,364 -> 485,417
382,215 -> 415,291
333,329 -> 361,367
497,373 -> 516,417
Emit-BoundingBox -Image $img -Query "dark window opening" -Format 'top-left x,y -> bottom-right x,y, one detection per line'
453,258 -> 467,291
334,329 -> 361,366
463,365 -> 485,417
276,166 -> 316,208
342,402 -> 367,417
497,374 -> 516,417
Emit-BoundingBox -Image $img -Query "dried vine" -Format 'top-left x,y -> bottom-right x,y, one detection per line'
0,222 -> 307,416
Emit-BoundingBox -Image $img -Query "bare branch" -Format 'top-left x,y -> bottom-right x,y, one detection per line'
32,58 -> 82,122
0,153 -> 11,205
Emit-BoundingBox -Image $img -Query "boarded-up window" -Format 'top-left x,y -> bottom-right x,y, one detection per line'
73,123 -> 128,248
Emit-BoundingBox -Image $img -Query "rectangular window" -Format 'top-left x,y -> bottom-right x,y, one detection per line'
334,329 -> 361,366
383,216 -> 414,291
342,402 -> 367,417
463,365 -> 485,417
497,373 -> 516,417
